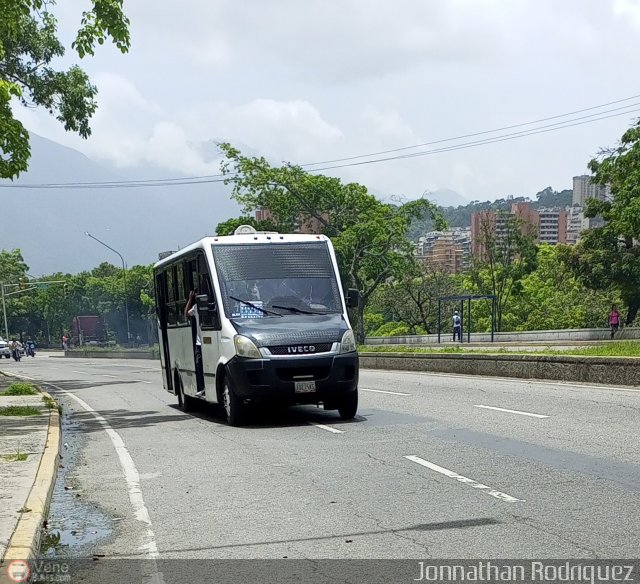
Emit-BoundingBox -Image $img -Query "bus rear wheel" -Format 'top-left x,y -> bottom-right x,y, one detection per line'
222,377 -> 246,427
338,389 -> 358,420
176,375 -> 193,412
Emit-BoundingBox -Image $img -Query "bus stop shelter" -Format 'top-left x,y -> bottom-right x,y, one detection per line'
437,294 -> 497,343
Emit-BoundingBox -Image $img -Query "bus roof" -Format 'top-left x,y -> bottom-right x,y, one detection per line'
154,232 -> 331,269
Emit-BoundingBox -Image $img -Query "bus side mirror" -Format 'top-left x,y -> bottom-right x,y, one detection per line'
196,294 -> 209,311
196,294 -> 221,329
346,289 -> 360,308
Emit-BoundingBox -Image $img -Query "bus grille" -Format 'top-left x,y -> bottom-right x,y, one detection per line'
269,343 -> 333,356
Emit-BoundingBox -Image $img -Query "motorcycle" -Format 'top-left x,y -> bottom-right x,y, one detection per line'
12,348 -> 21,362
26,345 -> 35,358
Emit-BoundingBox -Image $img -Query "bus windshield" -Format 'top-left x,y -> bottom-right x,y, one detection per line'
211,242 -> 343,319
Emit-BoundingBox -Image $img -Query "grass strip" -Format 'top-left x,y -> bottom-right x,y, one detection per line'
0,405 -> 41,416
359,339 -> 640,358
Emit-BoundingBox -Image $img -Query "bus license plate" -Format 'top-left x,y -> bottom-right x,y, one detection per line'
295,381 -> 316,393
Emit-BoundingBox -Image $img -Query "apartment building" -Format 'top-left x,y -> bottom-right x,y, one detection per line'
416,228 -> 471,274
538,208 -> 568,245
471,202 -> 567,258
572,175 -> 612,206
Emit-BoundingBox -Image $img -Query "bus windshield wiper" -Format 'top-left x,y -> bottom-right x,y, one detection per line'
272,305 -> 323,315
230,296 -> 282,317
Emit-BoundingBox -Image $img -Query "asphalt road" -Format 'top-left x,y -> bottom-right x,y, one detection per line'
3,354 -> 640,562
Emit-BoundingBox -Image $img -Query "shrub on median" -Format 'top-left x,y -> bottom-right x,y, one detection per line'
1,382 -> 39,396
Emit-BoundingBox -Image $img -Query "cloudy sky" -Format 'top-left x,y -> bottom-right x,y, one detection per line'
14,0 -> 640,203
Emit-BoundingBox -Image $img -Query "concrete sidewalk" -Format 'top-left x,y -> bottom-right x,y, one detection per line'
0,375 -> 60,567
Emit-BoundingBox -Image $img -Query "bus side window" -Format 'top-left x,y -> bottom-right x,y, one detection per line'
176,261 -> 186,324
166,265 -> 177,326
155,271 -> 168,326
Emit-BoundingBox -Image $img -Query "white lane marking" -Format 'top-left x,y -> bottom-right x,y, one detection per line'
101,374 -> 117,378
71,370 -> 85,374
404,455 -> 524,503
55,387 -> 159,558
310,422 -> 344,434
361,387 -> 410,396
362,369 -> 640,393
134,380 -> 153,384
474,404 -> 549,418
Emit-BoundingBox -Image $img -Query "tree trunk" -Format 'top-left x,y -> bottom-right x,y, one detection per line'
353,304 -> 366,345
626,299 -> 640,325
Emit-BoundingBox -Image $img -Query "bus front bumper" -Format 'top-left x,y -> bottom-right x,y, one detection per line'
226,352 -> 359,405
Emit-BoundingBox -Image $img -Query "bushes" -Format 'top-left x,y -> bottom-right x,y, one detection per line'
370,321 -> 412,337
1,382 -> 39,396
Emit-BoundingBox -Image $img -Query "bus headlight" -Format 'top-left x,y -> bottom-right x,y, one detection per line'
339,330 -> 357,354
234,335 -> 262,359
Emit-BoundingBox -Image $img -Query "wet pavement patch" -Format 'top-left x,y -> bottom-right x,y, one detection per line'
40,409 -> 114,557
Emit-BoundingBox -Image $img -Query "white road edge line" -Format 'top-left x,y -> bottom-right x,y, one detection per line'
50,384 -> 159,558
404,455 -> 524,503
310,422 -> 344,434
361,388 -> 410,396
474,404 -> 549,418
134,380 -> 153,384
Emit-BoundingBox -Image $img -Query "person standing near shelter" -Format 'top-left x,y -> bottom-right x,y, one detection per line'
452,310 -> 462,342
609,305 -> 620,339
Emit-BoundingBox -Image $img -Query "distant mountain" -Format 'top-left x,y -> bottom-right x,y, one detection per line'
423,188 -> 469,207
0,134 -> 240,274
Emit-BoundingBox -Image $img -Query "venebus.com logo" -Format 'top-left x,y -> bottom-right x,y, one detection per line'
6,559 -> 71,583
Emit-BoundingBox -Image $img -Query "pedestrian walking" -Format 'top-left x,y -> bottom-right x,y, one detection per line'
452,310 -> 462,342
62,334 -> 68,351
609,305 -> 620,339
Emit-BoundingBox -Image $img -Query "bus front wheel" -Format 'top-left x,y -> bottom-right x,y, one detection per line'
338,389 -> 358,420
222,377 -> 246,427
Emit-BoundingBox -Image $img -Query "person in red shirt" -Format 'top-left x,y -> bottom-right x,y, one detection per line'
609,305 -> 620,339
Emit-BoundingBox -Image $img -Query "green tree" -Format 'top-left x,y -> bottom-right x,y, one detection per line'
0,0 -> 130,178
565,121 -> 640,325
469,213 -> 538,331
215,215 -> 279,236
371,266 -> 460,334
0,249 -> 29,338
218,143 -> 444,341
510,245 -> 615,331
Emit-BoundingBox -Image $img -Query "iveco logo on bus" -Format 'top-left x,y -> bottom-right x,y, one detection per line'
287,345 -> 316,354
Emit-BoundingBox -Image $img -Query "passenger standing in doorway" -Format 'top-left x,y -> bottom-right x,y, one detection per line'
452,310 -> 462,342
185,289 -> 206,397
609,305 -> 620,339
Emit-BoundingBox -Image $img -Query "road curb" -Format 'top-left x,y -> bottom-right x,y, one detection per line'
0,390 -> 61,568
359,352 -> 640,387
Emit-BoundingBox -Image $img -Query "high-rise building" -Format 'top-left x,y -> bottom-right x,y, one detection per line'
572,175 -> 611,206
566,206 -> 586,245
471,202 -> 567,259
416,228 -> 471,273
538,208 -> 568,245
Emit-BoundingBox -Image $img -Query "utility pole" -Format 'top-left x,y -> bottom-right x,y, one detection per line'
1,283 -> 8,340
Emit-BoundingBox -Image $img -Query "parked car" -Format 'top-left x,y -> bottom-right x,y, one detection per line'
0,338 -> 11,359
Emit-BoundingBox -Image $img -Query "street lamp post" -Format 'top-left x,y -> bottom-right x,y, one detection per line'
1,283 -> 8,340
85,232 -> 131,345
